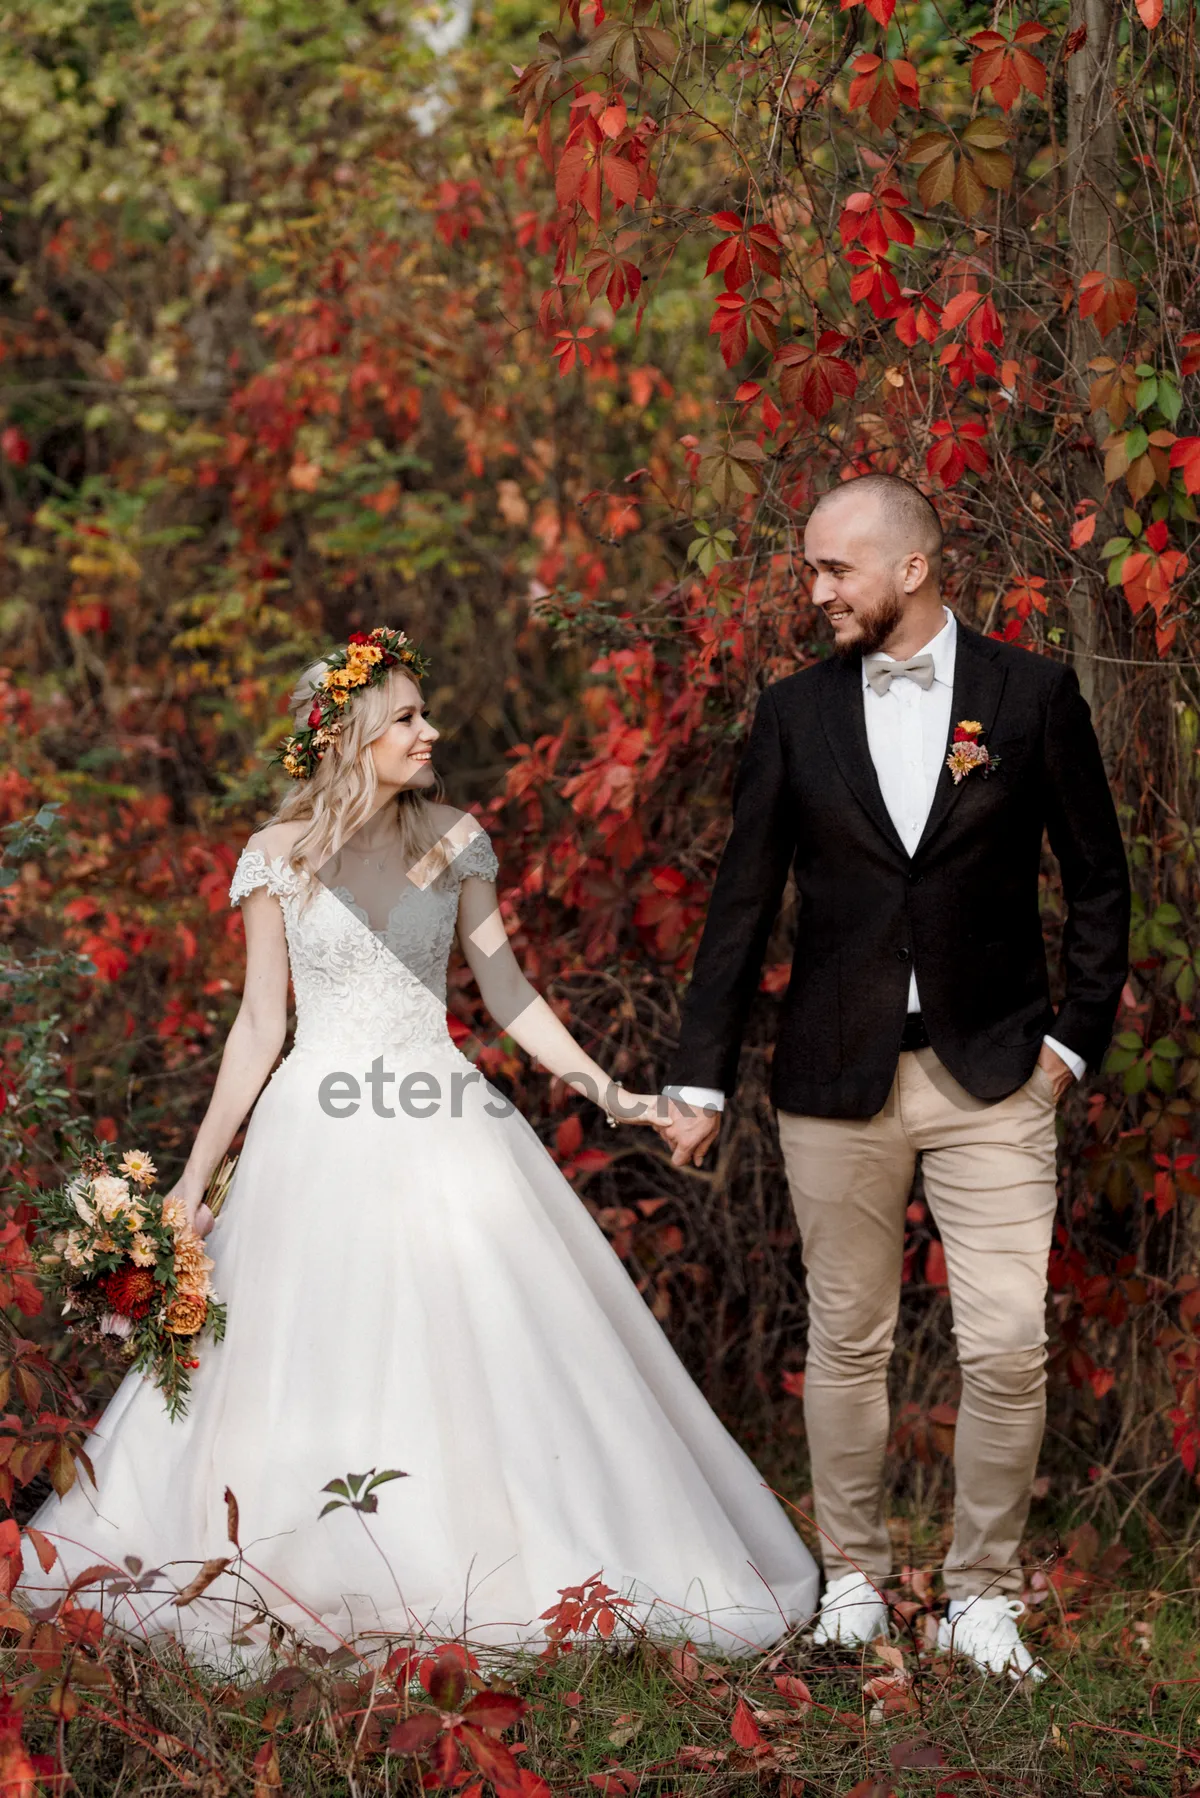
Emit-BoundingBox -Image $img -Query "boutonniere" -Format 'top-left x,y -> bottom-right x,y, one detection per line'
946,719 -> 1000,785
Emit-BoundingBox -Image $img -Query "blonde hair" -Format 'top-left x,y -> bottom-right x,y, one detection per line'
268,658 -> 456,896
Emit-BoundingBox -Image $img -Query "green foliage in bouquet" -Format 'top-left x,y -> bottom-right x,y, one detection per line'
30,1144 -> 226,1421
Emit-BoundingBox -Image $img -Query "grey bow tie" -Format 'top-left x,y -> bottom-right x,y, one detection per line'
864,652 -> 935,696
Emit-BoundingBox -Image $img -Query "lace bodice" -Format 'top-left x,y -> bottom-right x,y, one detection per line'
229,825 -> 499,1064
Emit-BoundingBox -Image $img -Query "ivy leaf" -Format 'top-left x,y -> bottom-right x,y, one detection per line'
847,55 -> 920,132
969,24 -> 1050,112
906,119 -> 1012,218
775,332 -> 859,418
696,439 -> 766,507
839,0 -> 897,24
1169,436 -> 1200,494
1078,270 -> 1138,337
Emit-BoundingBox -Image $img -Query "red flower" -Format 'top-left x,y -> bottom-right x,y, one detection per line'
307,703 -> 323,727
98,1264 -> 158,1319
347,632 -> 372,645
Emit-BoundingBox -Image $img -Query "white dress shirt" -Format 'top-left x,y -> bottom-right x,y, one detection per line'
668,606 -> 1084,1113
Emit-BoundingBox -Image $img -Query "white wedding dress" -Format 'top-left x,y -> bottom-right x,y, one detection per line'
21,825 -> 818,1665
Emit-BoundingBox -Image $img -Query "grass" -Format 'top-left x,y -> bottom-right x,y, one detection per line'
9,1512 -> 1200,1797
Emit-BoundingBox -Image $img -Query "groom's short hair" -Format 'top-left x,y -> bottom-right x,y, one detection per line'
810,474 -> 943,581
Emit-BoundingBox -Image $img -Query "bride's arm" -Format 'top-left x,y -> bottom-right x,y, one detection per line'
455,873 -> 662,1126
166,883 -> 290,1231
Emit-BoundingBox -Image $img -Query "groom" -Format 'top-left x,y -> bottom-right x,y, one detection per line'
656,474 -> 1130,1680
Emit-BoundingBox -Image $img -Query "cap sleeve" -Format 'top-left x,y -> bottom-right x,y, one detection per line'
229,846 -> 299,906
454,826 -> 499,884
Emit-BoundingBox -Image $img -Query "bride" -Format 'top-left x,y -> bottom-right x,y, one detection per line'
21,626 -> 819,1664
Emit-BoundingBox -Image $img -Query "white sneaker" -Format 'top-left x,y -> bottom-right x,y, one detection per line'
811,1570 -> 890,1648
936,1596 -> 1046,1683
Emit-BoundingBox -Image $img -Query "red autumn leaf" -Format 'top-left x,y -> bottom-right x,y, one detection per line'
847,55 -> 920,132
925,418 -> 989,487
839,186 -> 914,255
1169,436 -> 1200,494
1003,574 -> 1048,619
602,153 -> 639,209
775,1672 -> 813,1709
709,293 -> 779,367
1,427 -> 29,466
582,245 -> 642,311
460,1724 -> 521,1788
0,1520 -> 21,1599
969,25 -> 1049,112
427,1648 -> 469,1710
1070,513 -> 1097,548
1078,270 -> 1138,337
887,291 -> 941,345
1136,0 -> 1163,24
839,0 -> 896,25
924,1240 -> 949,1291
462,1692 -> 527,1733
552,327 -> 596,376
1121,542 -> 1187,620
389,1714 -> 443,1754
705,213 -> 782,291
599,99 -> 627,139
780,1369 -> 806,1399
556,1114 -> 583,1156
23,1528 -> 57,1575
730,1697 -> 763,1748
776,332 -> 858,418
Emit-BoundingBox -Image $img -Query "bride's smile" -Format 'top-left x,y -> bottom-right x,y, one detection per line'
370,676 -> 440,793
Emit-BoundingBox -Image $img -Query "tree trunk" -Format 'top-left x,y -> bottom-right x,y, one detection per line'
1064,0 -> 1124,748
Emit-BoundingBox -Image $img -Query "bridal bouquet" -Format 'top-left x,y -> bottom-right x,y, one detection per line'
31,1145 -> 227,1420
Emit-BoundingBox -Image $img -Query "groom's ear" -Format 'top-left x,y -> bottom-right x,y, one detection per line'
900,550 -> 929,592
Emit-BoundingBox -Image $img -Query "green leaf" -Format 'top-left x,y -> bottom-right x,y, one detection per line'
365,1468 -> 409,1493
1125,425 -> 1150,461
1135,377 -> 1158,413
1100,536 -> 1131,559
1158,381 -> 1182,425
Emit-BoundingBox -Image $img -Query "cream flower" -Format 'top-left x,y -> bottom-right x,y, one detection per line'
161,1197 -> 189,1232
130,1233 -> 158,1268
67,1178 -> 95,1224
63,1233 -> 95,1269
93,1174 -> 133,1220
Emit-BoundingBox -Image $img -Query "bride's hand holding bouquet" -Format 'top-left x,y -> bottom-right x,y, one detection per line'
31,1144 -> 229,1419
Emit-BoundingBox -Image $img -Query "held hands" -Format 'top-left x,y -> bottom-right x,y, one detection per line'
656,1097 -> 721,1168
600,1084 -> 721,1168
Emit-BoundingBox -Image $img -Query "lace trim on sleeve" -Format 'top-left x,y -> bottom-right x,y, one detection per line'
229,847 -> 299,907
453,827 -> 499,884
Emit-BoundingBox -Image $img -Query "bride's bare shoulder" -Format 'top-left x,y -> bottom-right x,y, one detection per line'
245,820 -> 307,861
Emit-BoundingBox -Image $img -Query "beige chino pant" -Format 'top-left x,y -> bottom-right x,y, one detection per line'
776,1046 -> 1058,1601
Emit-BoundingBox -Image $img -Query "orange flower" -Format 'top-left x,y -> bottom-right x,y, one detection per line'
164,1292 -> 208,1335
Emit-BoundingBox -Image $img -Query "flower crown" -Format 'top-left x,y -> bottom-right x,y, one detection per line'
275,626 -> 432,780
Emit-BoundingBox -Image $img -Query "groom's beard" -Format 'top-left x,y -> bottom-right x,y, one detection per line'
832,587 -> 905,658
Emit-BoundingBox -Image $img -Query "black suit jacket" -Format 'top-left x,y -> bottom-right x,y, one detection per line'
664,623 -> 1131,1119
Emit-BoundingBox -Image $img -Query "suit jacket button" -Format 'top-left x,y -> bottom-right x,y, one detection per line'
896,946 -> 911,961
